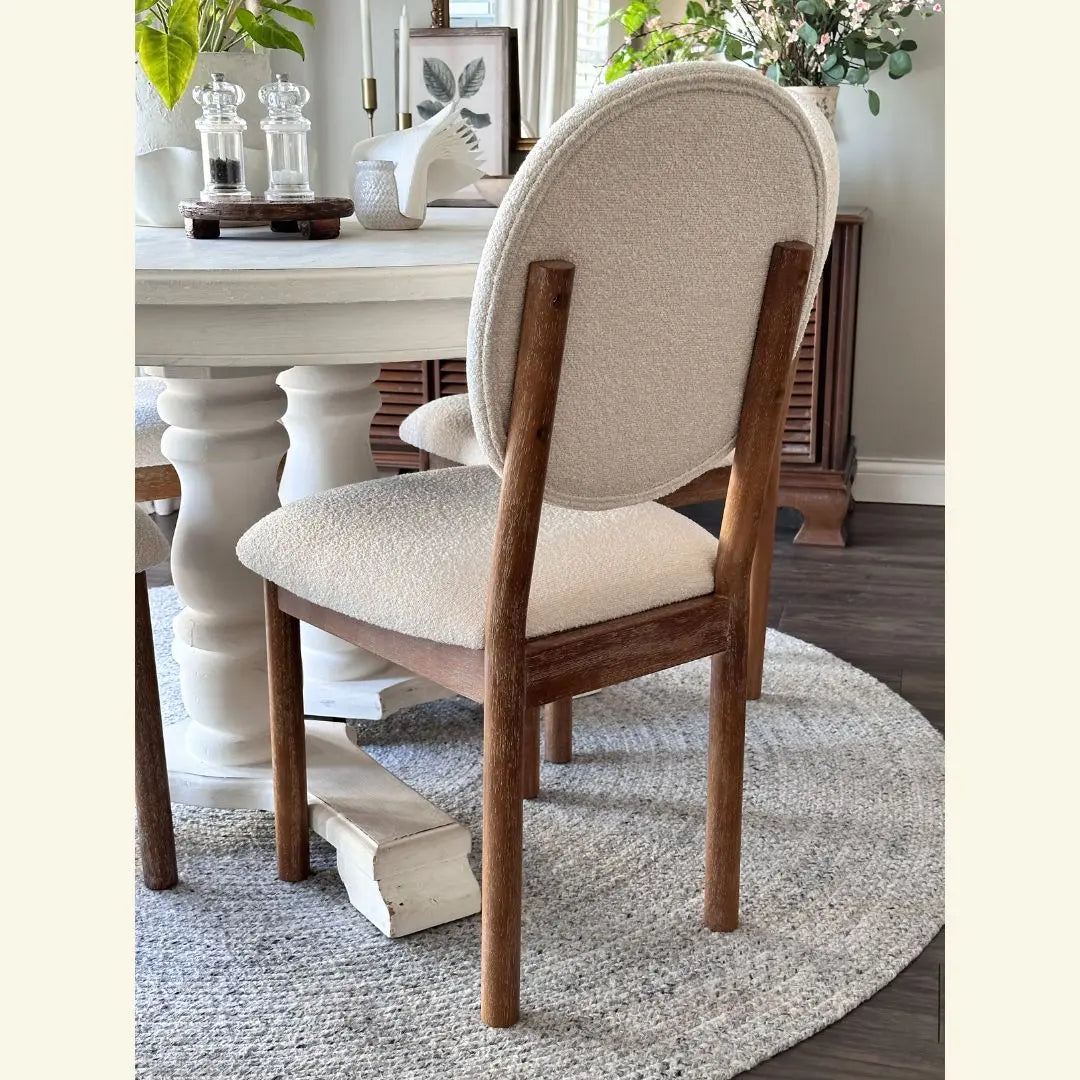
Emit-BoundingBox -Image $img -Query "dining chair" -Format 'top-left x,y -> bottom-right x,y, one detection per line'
399,401 -> 780,757
135,506 -> 178,890
135,375 -> 181,510
237,63 -> 837,1027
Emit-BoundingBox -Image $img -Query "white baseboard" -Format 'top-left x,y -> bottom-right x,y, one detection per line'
854,458 -> 945,506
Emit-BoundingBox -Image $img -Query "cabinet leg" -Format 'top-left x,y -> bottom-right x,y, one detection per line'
790,488 -> 851,547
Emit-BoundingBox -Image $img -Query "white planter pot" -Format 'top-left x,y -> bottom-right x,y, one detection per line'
785,85 -> 839,132
135,51 -> 271,227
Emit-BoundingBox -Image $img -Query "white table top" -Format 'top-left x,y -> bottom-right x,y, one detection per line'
135,207 -> 498,307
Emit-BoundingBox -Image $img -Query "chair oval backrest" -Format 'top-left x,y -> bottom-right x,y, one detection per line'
466,63 -> 838,511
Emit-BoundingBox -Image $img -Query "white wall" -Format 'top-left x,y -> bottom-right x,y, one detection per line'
302,1 -> 433,195
837,16 -> 944,465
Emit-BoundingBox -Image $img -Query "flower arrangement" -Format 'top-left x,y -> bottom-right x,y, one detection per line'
604,1 -> 942,114
135,1 -> 314,109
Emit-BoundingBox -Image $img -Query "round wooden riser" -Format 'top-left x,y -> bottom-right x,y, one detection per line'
180,197 -> 354,240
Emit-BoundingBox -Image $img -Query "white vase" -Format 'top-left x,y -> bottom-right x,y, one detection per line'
785,85 -> 839,132
135,51 -> 272,227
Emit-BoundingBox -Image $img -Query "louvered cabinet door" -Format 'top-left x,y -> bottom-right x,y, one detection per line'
436,358 -> 467,398
781,291 -> 822,464
370,361 -> 428,470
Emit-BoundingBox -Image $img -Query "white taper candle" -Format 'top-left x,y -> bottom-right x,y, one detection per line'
360,0 -> 374,80
398,5 -> 411,113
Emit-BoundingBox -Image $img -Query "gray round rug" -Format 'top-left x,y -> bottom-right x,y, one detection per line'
139,586 -> 943,1080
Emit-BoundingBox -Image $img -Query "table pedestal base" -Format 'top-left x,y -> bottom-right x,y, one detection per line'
165,717 -> 481,937
302,670 -> 451,721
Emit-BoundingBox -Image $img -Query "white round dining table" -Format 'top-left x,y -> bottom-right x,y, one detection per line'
136,208 -> 499,935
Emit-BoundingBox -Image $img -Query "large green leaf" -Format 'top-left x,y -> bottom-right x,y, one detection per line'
798,22 -> 819,46
260,1 -> 316,27
138,25 -> 197,109
135,0 -> 158,13
167,0 -> 200,49
235,10 -> 306,57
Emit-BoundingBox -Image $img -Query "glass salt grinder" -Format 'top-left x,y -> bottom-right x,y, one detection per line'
193,73 -> 251,202
259,73 -> 314,202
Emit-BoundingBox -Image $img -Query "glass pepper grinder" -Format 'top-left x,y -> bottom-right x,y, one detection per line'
259,73 -> 314,202
192,73 -> 251,202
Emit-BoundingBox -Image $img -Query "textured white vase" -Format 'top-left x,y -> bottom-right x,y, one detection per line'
785,85 -> 839,131
353,161 -> 425,230
135,51 -> 272,227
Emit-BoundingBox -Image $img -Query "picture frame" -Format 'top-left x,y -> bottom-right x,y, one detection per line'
395,27 -> 520,190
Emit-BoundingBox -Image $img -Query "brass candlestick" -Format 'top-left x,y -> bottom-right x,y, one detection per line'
362,77 -> 378,137
397,112 -> 413,130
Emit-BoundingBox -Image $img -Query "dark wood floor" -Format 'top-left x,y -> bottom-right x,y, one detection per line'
680,500 -> 945,1078
149,499 -> 944,1077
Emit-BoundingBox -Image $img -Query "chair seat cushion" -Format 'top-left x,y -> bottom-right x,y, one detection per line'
398,395 -> 487,467
136,505 -> 171,573
236,467 -> 718,650
135,376 -> 169,469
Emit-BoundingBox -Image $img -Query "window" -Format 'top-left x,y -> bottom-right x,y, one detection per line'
450,2 -> 498,27
576,0 -> 614,104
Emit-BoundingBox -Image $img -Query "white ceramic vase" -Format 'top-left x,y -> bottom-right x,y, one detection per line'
353,161 -> 425,231
785,85 -> 839,132
135,51 -> 272,227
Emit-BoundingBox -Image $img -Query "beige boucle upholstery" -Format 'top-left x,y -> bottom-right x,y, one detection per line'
136,505 -> 171,573
398,395 -> 487,466
236,467 -> 718,650
135,376 -> 169,469
468,63 -> 838,510
401,393 -> 736,473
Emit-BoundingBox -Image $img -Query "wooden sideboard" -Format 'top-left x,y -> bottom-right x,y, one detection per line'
370,209 -> 867,546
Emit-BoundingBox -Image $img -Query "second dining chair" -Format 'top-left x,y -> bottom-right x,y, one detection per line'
237,63 -> 837,1027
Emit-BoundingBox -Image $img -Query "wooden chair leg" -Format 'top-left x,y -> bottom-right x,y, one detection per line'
135,571 -> 177,891
703,614 -> 748,932
543,697 -> 573,763
480,690 -> 525,1027
521,706 -> 540,799
746,460 -> 779,700
264,581 -> 310,882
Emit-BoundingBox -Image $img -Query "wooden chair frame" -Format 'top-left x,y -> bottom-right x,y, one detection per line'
135,464 -> 182,504
263,242 -> 815,1027
135,569 -> 178,890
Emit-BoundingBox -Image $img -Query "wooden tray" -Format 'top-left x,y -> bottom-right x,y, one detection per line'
179,197 -> 354,240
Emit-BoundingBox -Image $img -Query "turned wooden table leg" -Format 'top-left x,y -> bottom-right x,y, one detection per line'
746,460 -> 779,701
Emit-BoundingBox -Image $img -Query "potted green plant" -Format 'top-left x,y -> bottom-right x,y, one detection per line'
134,2 -> 315,226
604,1 -> 942,125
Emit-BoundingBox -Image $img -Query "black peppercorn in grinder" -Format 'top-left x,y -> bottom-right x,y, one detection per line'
193,73 -> 252,203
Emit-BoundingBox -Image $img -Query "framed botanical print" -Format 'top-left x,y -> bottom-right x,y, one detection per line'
396,27 -> 520,180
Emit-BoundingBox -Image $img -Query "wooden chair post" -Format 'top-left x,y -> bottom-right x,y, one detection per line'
706,241 -> 814,930
521,706 -> 541,799
135,570 -> 178,891
543,698 -> 573,763
265,580 -> 310,882
746,457 -> 780,699
481,259 -> 575,1028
